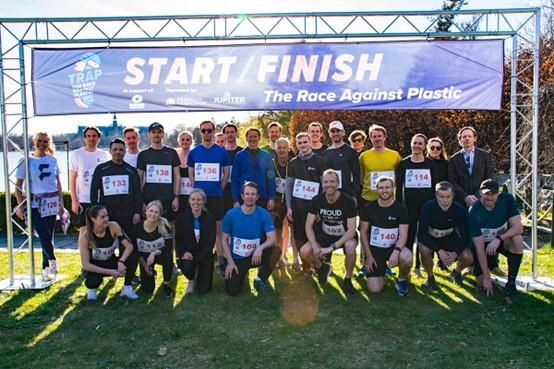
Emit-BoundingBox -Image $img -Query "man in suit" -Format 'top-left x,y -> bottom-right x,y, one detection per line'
449,126 -> 494,207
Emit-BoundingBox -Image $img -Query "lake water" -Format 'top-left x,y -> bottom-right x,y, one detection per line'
0,150 -> 74,192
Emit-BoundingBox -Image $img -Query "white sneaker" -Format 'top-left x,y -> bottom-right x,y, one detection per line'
41,267 -> 54,282
185,280 -> 195,294
49,259 -> 58,275
87,288 -> 98,301
120,285 -> 139,300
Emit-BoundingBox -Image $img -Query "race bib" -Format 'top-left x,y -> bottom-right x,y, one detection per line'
195,163 -> 220,181
137,237 -> 165,253
146,164 -> 172,184
293,179 -> 319,200
428,226 -> 454,238
180,177 -> 193,195
481,222 -> 508,243
370,226 -> 398,248
39,194 -> 60,218
91,240 -> 118,261
232,237 -> 260,258
405,169 -> 432,188
275,177 -> 286,194
102,175 -> 129,196
322,222 -> 345,236
370,171 -> 395,190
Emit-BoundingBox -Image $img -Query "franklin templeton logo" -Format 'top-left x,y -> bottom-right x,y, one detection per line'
69,52 -> 102,109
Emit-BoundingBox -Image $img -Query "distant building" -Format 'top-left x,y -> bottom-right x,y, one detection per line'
74,114 -> 148,149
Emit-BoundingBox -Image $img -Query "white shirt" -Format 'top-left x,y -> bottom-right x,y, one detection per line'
16,155 -> 60,208
70,147 -> 110,203
124,151 -> 139,167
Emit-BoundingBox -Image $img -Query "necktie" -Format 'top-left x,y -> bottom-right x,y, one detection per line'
465,154 -> 472,175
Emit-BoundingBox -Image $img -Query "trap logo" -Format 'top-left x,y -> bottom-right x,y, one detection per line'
69,52 -> 103,109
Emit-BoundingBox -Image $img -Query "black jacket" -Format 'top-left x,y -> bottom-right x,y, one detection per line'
175,207 -> 216,262
448,147 -> 493,204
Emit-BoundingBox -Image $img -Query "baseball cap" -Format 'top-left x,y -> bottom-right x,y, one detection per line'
329,120 -> 344,131
149,122 -> 164,132
480,179 -> 499,194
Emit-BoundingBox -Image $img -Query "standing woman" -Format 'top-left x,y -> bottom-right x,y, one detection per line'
427,137 -> 449,182
79,205 -> 139,301
395,134 -> 437,278
177,131 -> 194,212
133,200 -> 174,297
175,188 -> 216,294
348,129 -> 367,158
15,132 -> 65,281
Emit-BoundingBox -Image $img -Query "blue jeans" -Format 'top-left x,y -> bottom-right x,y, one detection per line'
31,208 -> 56,269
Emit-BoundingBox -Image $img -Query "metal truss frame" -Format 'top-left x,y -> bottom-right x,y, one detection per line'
0,8 -> 545,289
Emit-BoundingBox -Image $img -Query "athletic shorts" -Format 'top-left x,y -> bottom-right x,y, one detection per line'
270,195 -> 287,229
206,195 -> 225,221
471,241 -> 508,277
76,203 -> 92,228
366,245 -> 395,278
291,199 -> 311,244
223,186 -> 234,214
420,234 -> 468,255
144,198 -> 176,222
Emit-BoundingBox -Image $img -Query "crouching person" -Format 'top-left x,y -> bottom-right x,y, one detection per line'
222,182 -> 280,296
79,205 -> 139,301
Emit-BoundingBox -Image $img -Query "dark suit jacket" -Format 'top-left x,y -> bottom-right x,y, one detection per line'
175,208 -> 216,262
448,147 -> 493,203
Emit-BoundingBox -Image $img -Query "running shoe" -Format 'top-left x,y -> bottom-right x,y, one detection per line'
422,277 -> 438,291
41,267 -> 54,282
343,278 -> 356,296
504,282 -> 517,305
131,275 -> 141,285
48,259 -> 58,275
162,284 -> 174,298
358,267 -> 368,278
120,285 -> 139,300
412,268 -> 422,279
395,279 -> 409,297
450,270 -> 463,286
317,263 -> 332,285
216,263 -> 226,277
87,288 -> 98,301
254,277 -> 274,292
385,265 -> 396,277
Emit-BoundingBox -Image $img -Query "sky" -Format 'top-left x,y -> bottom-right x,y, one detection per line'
0,0 -> 540,135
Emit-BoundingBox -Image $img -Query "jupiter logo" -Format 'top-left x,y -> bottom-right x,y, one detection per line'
68,52 -> 103,109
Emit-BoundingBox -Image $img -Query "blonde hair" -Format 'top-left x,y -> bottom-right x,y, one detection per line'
189,188 -> 207,211
427,136 -> 449,160
33,132 -> 56,156
146,200 -> 171,236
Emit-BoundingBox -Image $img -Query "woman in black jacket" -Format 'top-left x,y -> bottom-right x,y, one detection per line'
426,136 -> 449,183
175,188 -> 216,294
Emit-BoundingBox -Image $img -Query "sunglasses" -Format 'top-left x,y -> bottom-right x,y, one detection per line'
352,138 -> 364,143
429,145 -> 442,151
201,129 -> 213,134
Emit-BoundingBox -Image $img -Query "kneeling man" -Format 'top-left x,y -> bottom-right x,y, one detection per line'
222,182 -> 280,296
359,176 -> 412,296
302,170 -> 357,295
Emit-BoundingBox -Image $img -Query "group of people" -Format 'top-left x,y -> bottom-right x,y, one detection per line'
14,119 -> 524,303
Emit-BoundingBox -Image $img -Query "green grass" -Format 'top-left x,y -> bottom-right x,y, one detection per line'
1,247 -> 553,369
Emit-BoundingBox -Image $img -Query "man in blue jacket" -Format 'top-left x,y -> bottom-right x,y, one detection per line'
231,127 -> 276,210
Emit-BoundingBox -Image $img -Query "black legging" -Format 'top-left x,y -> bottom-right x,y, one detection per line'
225,246 -> 281,296
177,257 -> 214,294
139,250 -> 173,294
85,252 -> 139,288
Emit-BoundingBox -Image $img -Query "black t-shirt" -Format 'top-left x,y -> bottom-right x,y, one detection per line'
288,154 -> 325,203
132,221 -> 173,256
137,146 -> 180,201
360,200 -> 409,248
395,157 -> 437,204
312,144 -> 328,157
418,199 -> 468,252
309,192 -> 356,237
322,144 -> 361,198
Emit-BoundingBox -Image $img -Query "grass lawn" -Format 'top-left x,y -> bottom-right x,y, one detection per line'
1,246 -> 553,369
